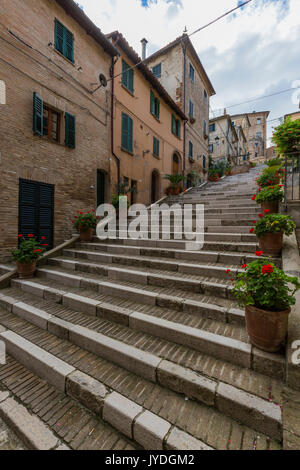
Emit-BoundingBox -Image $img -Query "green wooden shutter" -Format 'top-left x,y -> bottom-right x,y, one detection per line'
33,92 -> 43,136
64,28 -> 74,62
128,116 -> 133,153
128,69 -> 134,93
177,121 -> 181,138
156,99 -> 160,120
153,137 -> 159,157
122,60 -> 128,89
172,115 -> 176,134
54,19 -> 64,54
65,112 -> 76,149
150,91 -> 155,115
121,112 -> 128,150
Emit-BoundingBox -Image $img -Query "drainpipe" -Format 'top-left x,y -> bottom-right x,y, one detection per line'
181,38 -> 187,179
110,55 -> 121,193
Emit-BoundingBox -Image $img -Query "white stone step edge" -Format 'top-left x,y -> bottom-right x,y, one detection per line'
0,390 -> 68,450
0,331 -> 211,450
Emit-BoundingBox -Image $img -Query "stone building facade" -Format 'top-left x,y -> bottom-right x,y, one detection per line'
0,0 -> 118,260
145,35 -> 215,186
231,111 -> 269,161
107,32 -> 186,205
208,114 -> 238,164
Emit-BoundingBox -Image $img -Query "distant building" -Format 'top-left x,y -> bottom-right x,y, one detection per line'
208,114 -> 238,165
231,111 -> 270,161
144,34 -> 215,185
266,146 -> 278,160
284,110 -> 300,122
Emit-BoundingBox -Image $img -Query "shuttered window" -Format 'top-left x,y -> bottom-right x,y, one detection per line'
153,137 -> 160,157
189,100 -> 194,118
122,60 -> 134,94
150,91 -> 160,120
189,141 -> 193,158
65,113 -> 76,149
121,112 -> 133,153
152,63 -> 161,78
172,114 -> 181,138
33,92 -> 43,136
54,19 -> 74,63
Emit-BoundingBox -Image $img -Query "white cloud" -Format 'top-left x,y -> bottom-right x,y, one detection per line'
78,0 -> 300,143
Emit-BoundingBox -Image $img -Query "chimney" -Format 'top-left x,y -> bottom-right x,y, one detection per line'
224,108 -> 227,116
141,38 -> 148,60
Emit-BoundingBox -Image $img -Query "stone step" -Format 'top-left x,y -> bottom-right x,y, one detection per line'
92,233 -> 257,245
0,298 -> 284,442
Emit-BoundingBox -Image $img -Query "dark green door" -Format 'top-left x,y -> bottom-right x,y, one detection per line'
97,170 -> 105,207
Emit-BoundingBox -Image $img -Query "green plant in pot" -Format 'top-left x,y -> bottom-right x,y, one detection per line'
208,169 -> 220,182
73,211 -> 100,242
256,166 -> 282,187
12,234 -> 47,279
253,213 -> 296,256
164,174 -> 186,195
231,256 -> 300,352
255,184 -> 284,214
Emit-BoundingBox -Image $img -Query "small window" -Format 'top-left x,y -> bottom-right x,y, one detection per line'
257,118 -> 261,125
172,115 -> 181,138
208,144 -> 213,154
189,64 -> 195,83
203,120 -> 207,135
188,141 -> 193,158
121,112 -> 133,153
152,63 -> 161,78
204,89 -> 207,103
153,137 -> 160,157
256,132 -> 262,138
122,59 -> 134,94
65,112 -> 76,149
150,91 -> 160,120
54,19 -> 74,62
43,105 -> 61,143
203,155 -> 207,169
189,100 -> 194,118
209,123 -> 215,133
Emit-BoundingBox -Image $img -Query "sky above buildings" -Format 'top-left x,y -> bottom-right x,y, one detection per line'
78,0 -> 300,146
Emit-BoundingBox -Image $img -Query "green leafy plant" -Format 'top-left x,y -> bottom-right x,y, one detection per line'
272,117 -> 300,155
111,194 -> 130,209
253,214 -> 296,238
256,166 -> 282,187
73,211 -> 100,232
164,174 -> 186,185
12,235 -> 47,264
232,258 -> 300,311
250,161 -> 257,168
266,158 -> 282,167
255,185 -> 284,203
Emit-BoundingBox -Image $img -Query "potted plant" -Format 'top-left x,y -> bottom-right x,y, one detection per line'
12,234 -> 47,278
225,165 -> 232,176
231,256 -> 300,352
253,213 -> 296,256
272,117 -> 300,156
255,184 -> 284,214
73,211 -> 100,242
164,174 -> 186,196
256,166 -> 282,187
208,169 -> 220,182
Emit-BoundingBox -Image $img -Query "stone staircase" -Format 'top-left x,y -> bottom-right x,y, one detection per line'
0,168 -> 288,450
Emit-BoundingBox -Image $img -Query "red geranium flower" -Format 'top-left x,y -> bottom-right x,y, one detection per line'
251,195 -> 256,201
18,234 -> 23,238
41,236 -> 46,240
226,269 -> 231,274
28,234 -> 34,238
264,209 -> 270,213
258,214 -> 264,218
250,228 -> 254,233
262,265 -> 274,275
242,264 -> 248,269
255,251 -> 264,257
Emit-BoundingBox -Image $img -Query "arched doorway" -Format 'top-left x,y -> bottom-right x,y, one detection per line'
151,170 -> 160,204
172,153 -> 181,175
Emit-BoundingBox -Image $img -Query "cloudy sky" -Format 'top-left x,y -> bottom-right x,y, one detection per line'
78,0 -> 300,145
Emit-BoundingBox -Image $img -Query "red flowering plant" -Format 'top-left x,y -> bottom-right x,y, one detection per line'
229,255 -> 300,312
255,185 -> 284,204
73,211 -> 101,232
272,117 -> 300,155
12,234 -> 47,264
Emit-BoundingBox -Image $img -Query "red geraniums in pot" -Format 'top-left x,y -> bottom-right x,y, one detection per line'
255,184 -> 284,214
230,254 -> 300,352
253,213 -> 296,256
73,211 -> 101,242
12,234 -> 47,279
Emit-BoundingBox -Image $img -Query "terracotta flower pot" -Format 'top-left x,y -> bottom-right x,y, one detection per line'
261,201 -> 279,214
79,228 -> 94,242
16,261 -> 36,279
258,232 -> 283,257
245,304 -> 290,352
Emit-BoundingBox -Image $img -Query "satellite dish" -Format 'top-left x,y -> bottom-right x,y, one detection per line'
99,74 -> 108,88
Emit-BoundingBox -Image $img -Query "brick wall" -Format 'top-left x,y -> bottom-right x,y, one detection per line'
0,0 -> 113,260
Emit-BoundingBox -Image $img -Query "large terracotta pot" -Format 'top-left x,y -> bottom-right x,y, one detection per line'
16,261 -> 36,279
261,201 -> 279,214
258,232 -> 283,256
245,305 -> 290,352
79,228 -> 94,242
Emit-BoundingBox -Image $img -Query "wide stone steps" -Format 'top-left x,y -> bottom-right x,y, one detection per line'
0,355 -> 138,450
0,293 -> 284,444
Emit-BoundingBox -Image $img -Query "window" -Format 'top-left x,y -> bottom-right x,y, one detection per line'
209,123 -> 215,133
256,132 -> 262,138
121,112 -> 133,153
153,137 -> 160,157
189,64 -> 195,83
54,19 -> 74,62
203,155 -> 207,169
188,141 -> 193,159
150,91 -> 160,120
122,59 -> 134,94
204,90 -> 207,103
171,115 -> 181,138
189,100 -> 194,118
43,105 -> 61,143
208,144 -> 213,154
203,120 -> 207,135
257,118 -> 261,125
65,113 -> 76,148
152,63 -> 161,78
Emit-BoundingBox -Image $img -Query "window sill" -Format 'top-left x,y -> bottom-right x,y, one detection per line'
53,47 -> 75,66
121,84 -> 135,97
121,146 -> 134,156
172,132 -> 181,140
151,113 -> 160,123
152,153 -> 160,160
